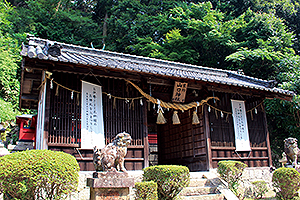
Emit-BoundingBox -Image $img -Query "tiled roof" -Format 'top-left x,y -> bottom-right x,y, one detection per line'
21,36 -> 294,97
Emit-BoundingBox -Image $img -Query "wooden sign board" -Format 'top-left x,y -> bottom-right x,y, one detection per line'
172,82 -> 188,103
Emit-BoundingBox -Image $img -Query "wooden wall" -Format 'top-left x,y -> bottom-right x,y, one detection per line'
158,110 -> 208,171
208,92 -> 271,168
47,72 -> 147,171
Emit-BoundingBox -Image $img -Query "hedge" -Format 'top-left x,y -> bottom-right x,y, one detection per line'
0,150 -> 80,200
143,165 -> 190,200
272,167 -> 300,200
135,181 -> 158,200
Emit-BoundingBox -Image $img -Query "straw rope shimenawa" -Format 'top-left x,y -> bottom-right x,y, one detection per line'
125,80 -> 219,111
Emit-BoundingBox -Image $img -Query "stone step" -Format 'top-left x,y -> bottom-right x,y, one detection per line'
189,178 -> 213,187
181,193 -> 224,200
180,186 -> 219,196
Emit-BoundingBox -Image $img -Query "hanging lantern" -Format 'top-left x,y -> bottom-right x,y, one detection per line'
255,108 -> 258,114
172,111 -> 180,124
71,91 -> 74,100
221,111 -> 224,118
208,105 -> 211,112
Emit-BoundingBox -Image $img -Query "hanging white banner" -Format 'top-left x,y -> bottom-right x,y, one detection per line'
81,81 -> 105,149
231,100 -> 251,151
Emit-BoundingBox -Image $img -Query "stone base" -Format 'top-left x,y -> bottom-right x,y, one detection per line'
12,141 -> 34,151
90,188 -> 130,200
87,172 -> 135,200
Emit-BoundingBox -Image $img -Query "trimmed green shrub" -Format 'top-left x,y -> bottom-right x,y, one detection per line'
251,180 -> 268,199
217,160 -> 247,197
0,150 -> 80,200
272,167 -> 300,200
143,165 -> 190,200
135,181 -> 158,200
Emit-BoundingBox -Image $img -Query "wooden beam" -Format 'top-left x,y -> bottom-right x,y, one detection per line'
211,146 -> 268,150
24,72 -> 43,81
48,143 -> 80,148
212,157 -> 269,160
21,95 -> 39,101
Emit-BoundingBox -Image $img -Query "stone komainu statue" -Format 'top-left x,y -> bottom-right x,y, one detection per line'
284,137 -> 300,166
93,132 -> 132,172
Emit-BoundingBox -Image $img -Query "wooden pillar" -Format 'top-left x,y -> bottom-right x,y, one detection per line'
262,102 -> 273,166
43,71 -> 51,150
36,71 -> 47,149
143,99 -> 149,168
203,105 -> 212,170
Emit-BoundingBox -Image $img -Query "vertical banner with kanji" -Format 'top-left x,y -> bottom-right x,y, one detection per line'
231,100 -> 251,151
81,81 -> 105,149
172,81 -> 188,103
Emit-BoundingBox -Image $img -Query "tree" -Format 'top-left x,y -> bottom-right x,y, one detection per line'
11,0 -> 102,48
0,1 -> 24,106
225,10 -> 294,80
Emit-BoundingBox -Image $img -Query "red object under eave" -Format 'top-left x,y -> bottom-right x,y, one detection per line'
148,133 -> 157,144
16,115 -> 37,146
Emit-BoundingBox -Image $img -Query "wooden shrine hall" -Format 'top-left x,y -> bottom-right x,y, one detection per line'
19,35 -> 293,171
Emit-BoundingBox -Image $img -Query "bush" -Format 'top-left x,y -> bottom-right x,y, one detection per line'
251,180 -> 268,199
217,160 -> 247,197
143,165 -> 190,200
272,167 -> 300,200
0,150 -> 80,200
135,181 -> 158,200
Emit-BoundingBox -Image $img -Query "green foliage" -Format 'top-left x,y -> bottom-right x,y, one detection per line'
0,98 -> 20,123
272,167 -> 300,200
127,1 -> 233,67
225,10 -> 294,80
135,181 -> 158,200
12,0 -> 102,48
0,150 -> 80,200
217,160 -> 247,197
251,180 -> 269,199
0,1 -> 24,106
143,165 -> 190,200
0,98 -> 20,142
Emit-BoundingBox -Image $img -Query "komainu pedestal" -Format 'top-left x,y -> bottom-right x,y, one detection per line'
87,172 -> 134,200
